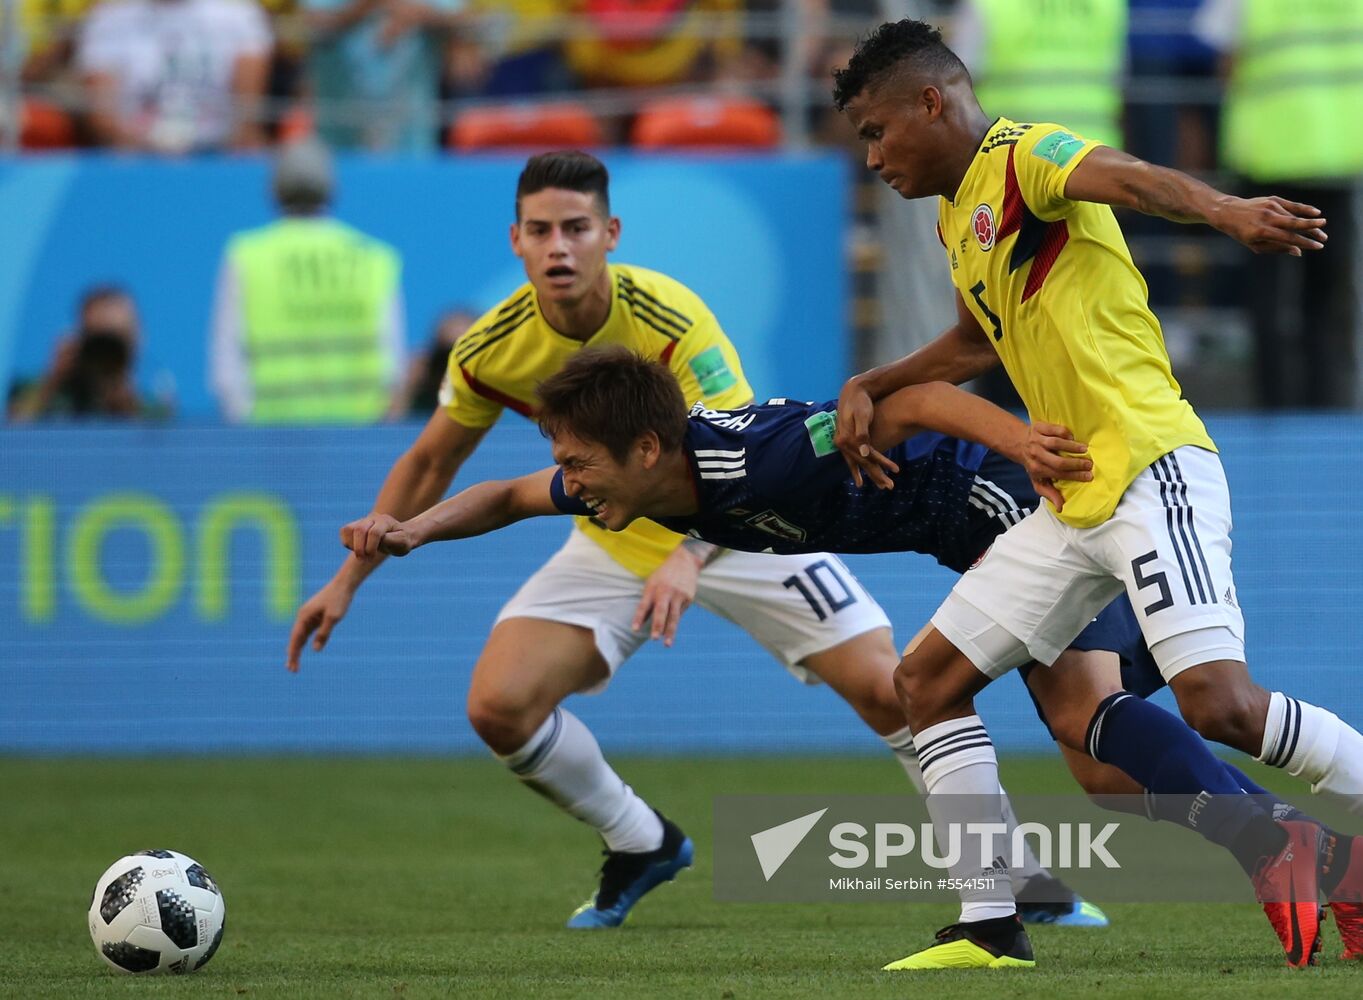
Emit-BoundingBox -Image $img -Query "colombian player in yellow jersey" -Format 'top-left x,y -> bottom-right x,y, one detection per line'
281,151 -> 1095,931
831,19 -> 1363,970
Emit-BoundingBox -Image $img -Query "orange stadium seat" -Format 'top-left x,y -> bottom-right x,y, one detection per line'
631,97 -> 781,150
448,103 -> 604,152
20,98 -> 77,150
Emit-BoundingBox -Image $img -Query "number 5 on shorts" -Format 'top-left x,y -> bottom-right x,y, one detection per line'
1131,551 -> 1174,615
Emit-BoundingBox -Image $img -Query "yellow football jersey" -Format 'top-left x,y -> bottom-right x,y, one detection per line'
939,118 -> 1215,527
440,262 -> 753,576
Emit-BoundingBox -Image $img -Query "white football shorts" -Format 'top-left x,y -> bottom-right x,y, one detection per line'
933,445 -> 1245,682
496,529 -> 892,691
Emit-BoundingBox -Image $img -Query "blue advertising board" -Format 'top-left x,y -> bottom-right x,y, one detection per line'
2,416 -> 1361,755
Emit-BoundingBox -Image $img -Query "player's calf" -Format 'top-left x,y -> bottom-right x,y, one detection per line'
1168,659 -> 1271,753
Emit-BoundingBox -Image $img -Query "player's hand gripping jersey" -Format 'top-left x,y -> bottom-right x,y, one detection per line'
441,263 -> 751,576
939,119 -> 1215,527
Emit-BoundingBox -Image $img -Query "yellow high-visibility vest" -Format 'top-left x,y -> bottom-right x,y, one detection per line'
229,218 -> 400,424
972,0 -> 1127,149
1222,0 -> 1363,182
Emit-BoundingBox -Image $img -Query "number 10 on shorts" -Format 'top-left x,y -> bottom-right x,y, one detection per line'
783,560 -> 859,621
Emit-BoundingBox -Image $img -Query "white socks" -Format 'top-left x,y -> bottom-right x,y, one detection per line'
1259,692 -> 1363,811
882,723 -> 1045,884
499,707 -> 664,853
912,715 -> 1015,922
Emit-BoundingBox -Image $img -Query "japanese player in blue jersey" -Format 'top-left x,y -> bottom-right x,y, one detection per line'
341,347 -> 1363,970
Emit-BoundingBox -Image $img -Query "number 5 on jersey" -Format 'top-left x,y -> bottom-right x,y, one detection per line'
969,280 -> 1004,341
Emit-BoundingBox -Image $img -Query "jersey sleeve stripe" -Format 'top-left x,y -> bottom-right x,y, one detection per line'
619,293 -> 683,341
459,364 -> 535,417
455,297 -> 536,361
455,309 -> 534,365
618,275 -> 693,326
496,290 -> 533,316
619,287 -> 688,336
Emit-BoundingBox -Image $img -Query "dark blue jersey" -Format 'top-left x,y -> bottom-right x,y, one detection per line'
551,398 -> 1034,573
547,397 -> 1164,712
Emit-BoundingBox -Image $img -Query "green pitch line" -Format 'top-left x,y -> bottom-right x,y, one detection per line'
0,755 -> 1356,999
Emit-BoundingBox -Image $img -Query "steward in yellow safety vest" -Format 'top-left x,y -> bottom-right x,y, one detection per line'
210,138 -> 405,424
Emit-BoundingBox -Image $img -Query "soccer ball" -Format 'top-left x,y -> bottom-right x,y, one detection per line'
88,850 -> 225,974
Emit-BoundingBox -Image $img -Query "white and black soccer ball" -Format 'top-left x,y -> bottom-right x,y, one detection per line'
88,849 -> 225,975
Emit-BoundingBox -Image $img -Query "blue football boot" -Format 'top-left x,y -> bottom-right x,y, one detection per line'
1015,874 -> 1110,927
566,812 -> 694,929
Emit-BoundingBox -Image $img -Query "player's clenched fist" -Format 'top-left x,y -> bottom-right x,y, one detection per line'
340,514 -> 394,558
341,513 -> 419,558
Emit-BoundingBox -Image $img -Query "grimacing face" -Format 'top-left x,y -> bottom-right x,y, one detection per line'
512,188 -> 620,307
550,429 -> 655,532
844,80 -> 944,201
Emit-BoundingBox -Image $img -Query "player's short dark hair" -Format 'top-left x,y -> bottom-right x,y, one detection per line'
516,151 -> 611,219
832,19 -> 970,111
537,347 -> 688,462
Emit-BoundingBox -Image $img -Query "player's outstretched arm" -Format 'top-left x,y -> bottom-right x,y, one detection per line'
343,466 -> 563,559
869,383 -> 1092,509
285,410 -> 487,672
836,294 -> 1000,488
1064,146 -> 1328,256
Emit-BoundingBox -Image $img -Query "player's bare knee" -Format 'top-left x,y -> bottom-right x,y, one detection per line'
466,689 -> 545,755
895,659 -> 952,732
863,671 -> 909,735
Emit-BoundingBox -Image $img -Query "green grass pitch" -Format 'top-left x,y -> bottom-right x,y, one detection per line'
2,754 -> 1360,999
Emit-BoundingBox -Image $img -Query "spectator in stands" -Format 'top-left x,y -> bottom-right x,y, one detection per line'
392,307 -> 475,417
209,138 -> 407,424
15,0 -> 95,87
562,0 -> 744,89
1196,0 -> 1363,409
8,285 -> 164,421
77,0 -> 272,153
462,0 -> 574,97
303,0 -> 469,151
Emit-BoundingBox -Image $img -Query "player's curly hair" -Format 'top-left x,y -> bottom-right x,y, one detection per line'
832,19 -> 970,111
537,346 -> 688,462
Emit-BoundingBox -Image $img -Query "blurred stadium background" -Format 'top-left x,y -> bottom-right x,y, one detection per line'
1,1 -> 1361,763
